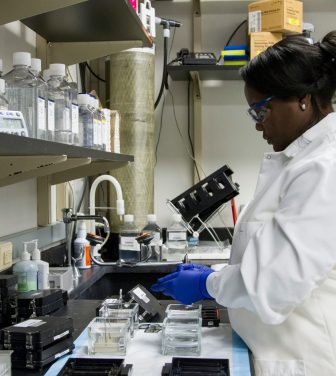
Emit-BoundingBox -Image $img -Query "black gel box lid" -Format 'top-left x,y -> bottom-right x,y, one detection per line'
1,315 -> 73,350
17,289 -> 63,307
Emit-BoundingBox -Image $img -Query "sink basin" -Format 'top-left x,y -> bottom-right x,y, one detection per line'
76,272 -> 170,300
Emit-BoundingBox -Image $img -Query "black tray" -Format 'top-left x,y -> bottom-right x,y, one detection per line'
12,342 -> 74,371
18,297 -> 65,319
1,316 -> 73,350
57,358 -> 133,376
162,357 -> 230,376
170,165 -> 239,232
12,336 -> 74,362
17,289 -> 63,307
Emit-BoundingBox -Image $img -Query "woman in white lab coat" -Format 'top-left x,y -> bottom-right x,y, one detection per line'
152,30 -> 336,375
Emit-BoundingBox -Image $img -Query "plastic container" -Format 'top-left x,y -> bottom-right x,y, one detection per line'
166,214 -> 187,250
141,214 -> 162,261
73,220 -> 91,269
88,317 -> 130,355
119,214 -> 140,263
162,317 -> 202,356
43,69 -> 55,141
30,58 -> 47,140
78,94 -> 94,148
3,52 -> 37,138
12,242 -> 38,292
0,79 -> 8,111
31,239 -> 49,290
68,80 -> 79,145
48,64 -> 71,144
98,301 -> 139,337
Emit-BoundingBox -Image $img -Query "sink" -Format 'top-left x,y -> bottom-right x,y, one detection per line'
76,272 -> 170,300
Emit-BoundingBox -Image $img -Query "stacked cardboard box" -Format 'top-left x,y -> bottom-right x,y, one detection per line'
248,0 -> 303,59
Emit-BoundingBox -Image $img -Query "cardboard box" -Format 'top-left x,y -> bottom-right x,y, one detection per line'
250,32 -> 283,59
248,0 -> 303,34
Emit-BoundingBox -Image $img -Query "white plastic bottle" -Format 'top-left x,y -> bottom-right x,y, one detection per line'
12,242 -> 38,292
48,63 -> 72,144
0,79 -> 9,111
73,220 -> 91,269
78,94 -> 94,148
166,213 -> 188,250
119,214 -> 140,262
31,239 -> 49,290
30,58 -> 47,140
142,214 -> 162,261
3,52 -> 37,138
43,69 -> 56,141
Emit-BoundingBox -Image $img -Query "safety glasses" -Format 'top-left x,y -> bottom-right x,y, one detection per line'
247,96 -> 274,123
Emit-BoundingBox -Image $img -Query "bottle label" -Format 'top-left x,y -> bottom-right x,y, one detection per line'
48,100 -> 55,131
15,271 -> 37,292
37,97 -> 46,130
64,107 -> 71,130
168,232 -> 187,241
97,120 -> 102,145
72,104 -> 79,134
119,237 -> 140,251
93,119 -> 98,144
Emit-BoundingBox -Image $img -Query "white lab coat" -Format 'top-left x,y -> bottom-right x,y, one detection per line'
206,112 -> 336,375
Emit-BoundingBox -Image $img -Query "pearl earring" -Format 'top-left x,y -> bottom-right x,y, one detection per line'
301,103 -> 306,111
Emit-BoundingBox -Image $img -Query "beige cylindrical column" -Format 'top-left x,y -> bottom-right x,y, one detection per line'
108,49 -> 155,231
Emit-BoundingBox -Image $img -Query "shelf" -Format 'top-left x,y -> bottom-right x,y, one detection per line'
20,0 -> 153,46
0,134 -> 134,187
167,63 -> 244,81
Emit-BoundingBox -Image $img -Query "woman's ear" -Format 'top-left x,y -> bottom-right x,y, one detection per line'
299,94 -> 311,111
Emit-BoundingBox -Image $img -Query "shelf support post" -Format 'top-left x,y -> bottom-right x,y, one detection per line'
192,0 -> 204,182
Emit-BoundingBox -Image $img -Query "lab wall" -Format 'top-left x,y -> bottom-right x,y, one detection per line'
0,4 -> 336,242
153,1 -> 336,228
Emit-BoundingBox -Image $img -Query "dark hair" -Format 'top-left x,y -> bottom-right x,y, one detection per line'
240,31 -> 336,111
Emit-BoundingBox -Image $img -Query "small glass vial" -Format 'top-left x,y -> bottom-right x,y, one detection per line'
119,214 -> 140,262
166,214 -> 187,250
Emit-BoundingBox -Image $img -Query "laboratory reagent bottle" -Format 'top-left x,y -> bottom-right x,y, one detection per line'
101,108 -> 111,152
30,58 -> 47,140
73,220 -> 91,269
119,214 -> 140,263
31,239 -> 50,290
48,63 -> 72,144
0,79 -> 9,111
3,52 -> 38,138
12,242 -> 38,292
68,79 -> 79,145
166,213 -> 188,250
43,69 -> 55,141
141,214 -> 162,261
78,94 -> 94,148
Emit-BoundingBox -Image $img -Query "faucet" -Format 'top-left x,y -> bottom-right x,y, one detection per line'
89,174 -> 125,233
62,208 -> 110,278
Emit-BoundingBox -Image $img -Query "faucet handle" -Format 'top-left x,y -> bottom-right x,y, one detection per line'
62,208 -> 73,223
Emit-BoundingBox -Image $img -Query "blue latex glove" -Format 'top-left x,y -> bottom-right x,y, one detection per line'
176,263 -> 213,272
151,268 -> 214,304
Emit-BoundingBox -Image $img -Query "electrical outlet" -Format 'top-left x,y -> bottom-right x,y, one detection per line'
0,241 -> 13,269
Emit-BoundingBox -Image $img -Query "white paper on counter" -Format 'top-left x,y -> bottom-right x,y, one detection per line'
45,324 -> 251,376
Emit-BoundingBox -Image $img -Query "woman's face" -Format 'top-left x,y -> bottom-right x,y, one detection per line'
244,84 -> 313,152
